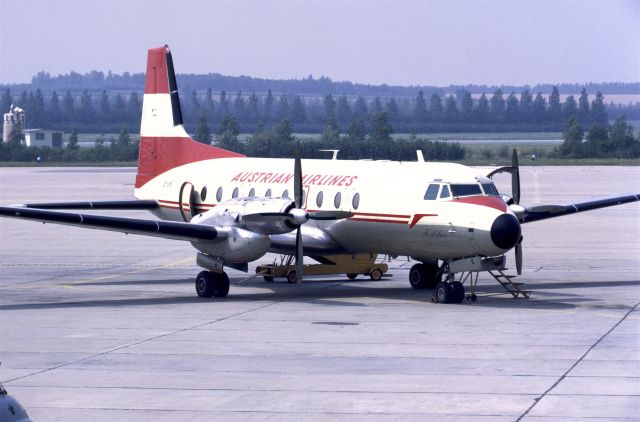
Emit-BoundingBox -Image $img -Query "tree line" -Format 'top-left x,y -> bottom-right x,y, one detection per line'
0,85 -> 620,134
555,116 -> 639,159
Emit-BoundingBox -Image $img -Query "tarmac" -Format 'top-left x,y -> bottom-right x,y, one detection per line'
0,165 -> 638,421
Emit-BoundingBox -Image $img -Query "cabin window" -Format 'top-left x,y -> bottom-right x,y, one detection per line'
352,192 -> 360,209
316,191 -> 324,208
283,189 -> 289,198
481,183 -> 499,196
450,184 -> 482,197
334,192 -> 342,209
248,188 -> 255,197
424,184 -> 440,200
265,188 -> 271,197
440,185 -> 451,199
232,187 -> 239,198
200,186 -> 208,201
216,187 -> 223,202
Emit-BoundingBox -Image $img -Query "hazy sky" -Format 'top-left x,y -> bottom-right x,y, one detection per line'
1,0 -> 638,86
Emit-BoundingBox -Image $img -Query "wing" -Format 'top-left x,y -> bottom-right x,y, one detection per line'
0,206 -> 224,242
15,200 -> 159,210
521,193 -> 639,224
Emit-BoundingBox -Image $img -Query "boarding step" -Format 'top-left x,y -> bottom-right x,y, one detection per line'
488,269 -> 530,299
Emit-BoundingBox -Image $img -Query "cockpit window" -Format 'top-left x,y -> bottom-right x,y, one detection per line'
440,185 -> 451,199
481,183 -> 500,196
450,184 -> 482,197
424,184 -> 440,200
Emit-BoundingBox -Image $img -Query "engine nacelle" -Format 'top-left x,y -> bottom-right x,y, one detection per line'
192,226 -> 271,263
192,197 -> 296,235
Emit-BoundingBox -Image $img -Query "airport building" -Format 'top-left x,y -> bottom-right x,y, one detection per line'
3,105 -> 26,142
22,129 -> 65,148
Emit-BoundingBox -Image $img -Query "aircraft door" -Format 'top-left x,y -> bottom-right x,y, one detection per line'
178,181 -> 196,222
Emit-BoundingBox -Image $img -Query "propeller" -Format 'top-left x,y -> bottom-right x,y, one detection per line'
511,148 -> 520,205
243,146 -> 352,283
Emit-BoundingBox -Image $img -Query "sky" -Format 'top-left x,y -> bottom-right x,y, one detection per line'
1,0 -> 638,87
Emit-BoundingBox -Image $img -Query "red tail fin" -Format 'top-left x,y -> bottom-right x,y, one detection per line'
135,46 -> 244,189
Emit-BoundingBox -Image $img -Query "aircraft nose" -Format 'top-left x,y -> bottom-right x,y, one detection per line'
490,214 -> 521,250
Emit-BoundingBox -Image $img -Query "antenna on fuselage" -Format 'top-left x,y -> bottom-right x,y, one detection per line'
416,150 -> 425,162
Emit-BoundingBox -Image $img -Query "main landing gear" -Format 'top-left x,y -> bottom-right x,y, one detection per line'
195,271 -> 230,298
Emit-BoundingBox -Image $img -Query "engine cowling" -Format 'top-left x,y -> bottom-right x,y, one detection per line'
189,197 -> 297,263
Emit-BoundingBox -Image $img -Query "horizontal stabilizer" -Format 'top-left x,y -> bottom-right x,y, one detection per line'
0,206 -> 223,242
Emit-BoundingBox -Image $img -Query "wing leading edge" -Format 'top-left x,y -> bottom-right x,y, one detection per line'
0,206 -> 222,242
521,193 -> 639,223
16,200 -> 159,210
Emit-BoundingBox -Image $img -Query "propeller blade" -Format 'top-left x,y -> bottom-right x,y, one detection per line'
512,148 -> 520,205
515,239 -> 523,275
242,212 -> 290,223
295,226 -> 303,283
308,211 -> 354,220
294,146 -> 303,209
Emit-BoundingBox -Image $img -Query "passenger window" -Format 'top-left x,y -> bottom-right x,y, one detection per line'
424,184 -> 439,200
248,188 -> 255,197
216,186 -> 223,202
334,192 -> 342,208
265,188 -> 272,197
440,185 -> 451,199
200,186 -> 208,201
282,189 -> 289,198
232,187 -> 239,198
450,184 -> 482,197
316,191 -> 324,207
352,192 -> 360,209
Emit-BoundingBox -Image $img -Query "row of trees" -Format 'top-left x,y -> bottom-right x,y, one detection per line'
1,85 -> 613,134
555,116 -> 639,159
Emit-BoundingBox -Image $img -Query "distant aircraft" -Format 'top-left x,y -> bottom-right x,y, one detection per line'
1,46 -> 638,303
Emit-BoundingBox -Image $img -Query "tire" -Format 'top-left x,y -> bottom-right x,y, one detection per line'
450,281 -> 465,304
263,276 -> 274,282
287,270 -> 298,284
195,271 -> 214,298
369,268 -> 383,281
346,273 -> 358,280
409,263 -> 440,289
212,272 -> 230,298
409,264 -> 427,289
435,281 -> 453,304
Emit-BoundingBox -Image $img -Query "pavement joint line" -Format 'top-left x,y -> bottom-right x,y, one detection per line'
4,278 -> 347,384
62,256 -> 193,291
515,300 -> 640,421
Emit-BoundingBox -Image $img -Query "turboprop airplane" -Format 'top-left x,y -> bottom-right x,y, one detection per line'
1,46 -> 638,303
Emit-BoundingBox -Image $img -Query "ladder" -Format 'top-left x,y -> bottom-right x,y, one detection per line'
488,269 -> 530,298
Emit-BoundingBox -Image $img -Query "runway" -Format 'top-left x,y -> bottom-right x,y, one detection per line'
1,166 -> 638,421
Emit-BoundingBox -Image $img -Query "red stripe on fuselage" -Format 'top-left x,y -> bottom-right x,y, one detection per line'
453,196 -> 507,212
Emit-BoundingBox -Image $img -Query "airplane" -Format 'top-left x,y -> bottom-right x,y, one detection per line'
1,45 -> 638,303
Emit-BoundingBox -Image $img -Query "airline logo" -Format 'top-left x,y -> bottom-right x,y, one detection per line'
231,172 -> 358,187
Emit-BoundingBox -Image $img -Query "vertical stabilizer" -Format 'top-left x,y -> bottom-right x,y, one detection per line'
136,46 -> 243,189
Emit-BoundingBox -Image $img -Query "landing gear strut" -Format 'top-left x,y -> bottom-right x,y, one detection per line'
195,271 -> 230,298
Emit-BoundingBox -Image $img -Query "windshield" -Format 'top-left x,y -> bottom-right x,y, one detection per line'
450,184 -> 482,197
481,183 -> 500,196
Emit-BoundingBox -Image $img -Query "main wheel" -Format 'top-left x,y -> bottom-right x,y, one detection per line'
450,281 -> 465,304
346,273 -> 358,280
369,268 -> 383,281
435,281 -> 453,304
287,270 -> 298,284
212,272 -> 230,298
409,263 -> 440,289
195,271 -> 214,298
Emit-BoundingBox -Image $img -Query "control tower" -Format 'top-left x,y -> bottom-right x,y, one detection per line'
3,105 -> 26,142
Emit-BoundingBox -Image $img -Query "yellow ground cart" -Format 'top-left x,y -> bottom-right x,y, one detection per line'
256,253 -> 389,284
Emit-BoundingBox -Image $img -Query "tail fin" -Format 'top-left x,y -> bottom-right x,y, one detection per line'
136,45 -> 243,189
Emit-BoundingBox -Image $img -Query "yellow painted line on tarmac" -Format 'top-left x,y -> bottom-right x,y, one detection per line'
62,256 -> 194,291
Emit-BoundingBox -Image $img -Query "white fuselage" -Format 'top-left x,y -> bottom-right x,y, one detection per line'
134,156 -> 514,262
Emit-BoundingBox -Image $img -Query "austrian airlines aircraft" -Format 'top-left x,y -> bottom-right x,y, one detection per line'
1,46 -> 638,303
